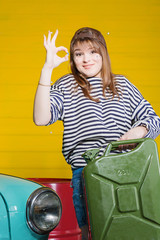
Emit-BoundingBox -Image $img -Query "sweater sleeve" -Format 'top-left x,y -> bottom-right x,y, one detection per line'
125,78 -> 160,139
47,81 -> 64,125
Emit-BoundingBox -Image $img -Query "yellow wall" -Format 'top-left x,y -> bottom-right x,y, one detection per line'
0,0 -> 160,178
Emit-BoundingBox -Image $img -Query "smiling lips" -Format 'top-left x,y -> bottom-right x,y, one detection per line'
83,64 -> 94,69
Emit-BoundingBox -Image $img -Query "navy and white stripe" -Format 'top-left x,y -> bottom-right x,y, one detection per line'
48,74 -> 160,168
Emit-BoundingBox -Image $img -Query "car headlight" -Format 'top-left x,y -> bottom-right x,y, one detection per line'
26,187 -> 62,235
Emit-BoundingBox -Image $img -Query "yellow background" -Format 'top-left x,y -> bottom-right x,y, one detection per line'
0,0 -> 160,178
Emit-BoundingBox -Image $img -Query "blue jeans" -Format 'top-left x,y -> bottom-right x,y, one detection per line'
71,167 -> 87,228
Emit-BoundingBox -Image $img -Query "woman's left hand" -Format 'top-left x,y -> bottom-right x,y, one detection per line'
118,126 -> 148,150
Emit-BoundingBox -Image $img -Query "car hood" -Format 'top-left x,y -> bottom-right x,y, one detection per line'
0,174 -> 42,212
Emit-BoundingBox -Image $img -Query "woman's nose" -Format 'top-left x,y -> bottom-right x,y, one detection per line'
83,53 -> 90,62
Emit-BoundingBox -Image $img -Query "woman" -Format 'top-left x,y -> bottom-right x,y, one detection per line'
33,27 -> 160,239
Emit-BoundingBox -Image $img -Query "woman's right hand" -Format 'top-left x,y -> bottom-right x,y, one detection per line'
43,30 -> 69,69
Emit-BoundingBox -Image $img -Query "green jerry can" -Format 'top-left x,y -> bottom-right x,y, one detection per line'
82,138 -> 160,240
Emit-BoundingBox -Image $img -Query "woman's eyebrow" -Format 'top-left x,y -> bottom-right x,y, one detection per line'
74,48 -> 82,52
74,46 -> 94,52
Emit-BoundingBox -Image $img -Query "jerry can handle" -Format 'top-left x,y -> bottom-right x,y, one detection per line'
105,138 -> 145,156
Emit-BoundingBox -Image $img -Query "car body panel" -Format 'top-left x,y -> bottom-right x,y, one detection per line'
0,194 -> 10,239
0,174 -> 41,212
0,174 -> 51,240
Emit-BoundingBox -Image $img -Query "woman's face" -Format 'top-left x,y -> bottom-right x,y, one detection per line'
73,41 -> 102,78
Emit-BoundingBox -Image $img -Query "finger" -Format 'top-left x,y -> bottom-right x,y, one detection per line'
51,29 -> 58,44
47,30 -> 52,43
118,143 -> 136,151
118,144 -> 129,150
56,46 -> 69,54
44,35 -> 47,48
118,145 -> 124,151
129,143 -> 137,149
61,54 -> 69,63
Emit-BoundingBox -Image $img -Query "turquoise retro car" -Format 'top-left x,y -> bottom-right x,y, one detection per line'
0,174 -> 62,240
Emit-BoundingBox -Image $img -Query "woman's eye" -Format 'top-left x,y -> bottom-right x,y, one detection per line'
75,52 -> 82,57
91,50 -> 96,54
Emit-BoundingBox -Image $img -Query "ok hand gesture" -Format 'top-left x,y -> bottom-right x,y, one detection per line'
44,30 -> 69,69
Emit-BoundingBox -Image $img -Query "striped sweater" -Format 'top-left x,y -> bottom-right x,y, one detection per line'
48,74 -> 160,168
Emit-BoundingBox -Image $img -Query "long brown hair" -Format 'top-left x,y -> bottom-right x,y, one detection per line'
70,27 -> 119,102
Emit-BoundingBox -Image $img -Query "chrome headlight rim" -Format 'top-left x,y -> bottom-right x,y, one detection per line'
26,187 -> 62,235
